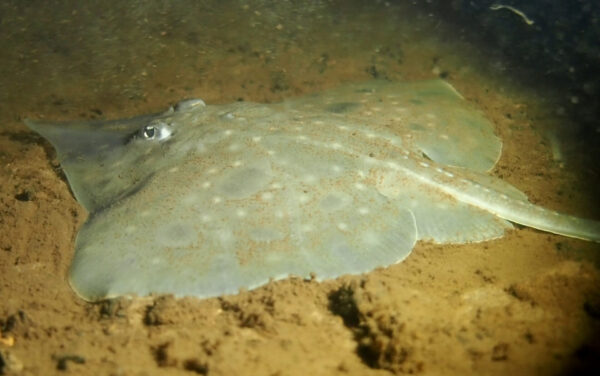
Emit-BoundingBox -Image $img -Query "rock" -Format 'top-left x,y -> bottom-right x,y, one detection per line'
0,350 -> 24,374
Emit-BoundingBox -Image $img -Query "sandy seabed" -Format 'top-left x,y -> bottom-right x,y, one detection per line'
1,1 -> 599,375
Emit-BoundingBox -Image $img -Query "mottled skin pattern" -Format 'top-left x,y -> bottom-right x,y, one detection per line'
25,80 -> 600,301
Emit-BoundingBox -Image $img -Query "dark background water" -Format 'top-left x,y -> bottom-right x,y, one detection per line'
424,0 -> 600,135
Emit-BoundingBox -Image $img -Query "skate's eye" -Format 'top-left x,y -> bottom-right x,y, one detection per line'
138,121 -> 172,141
142,125 -> 156,139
